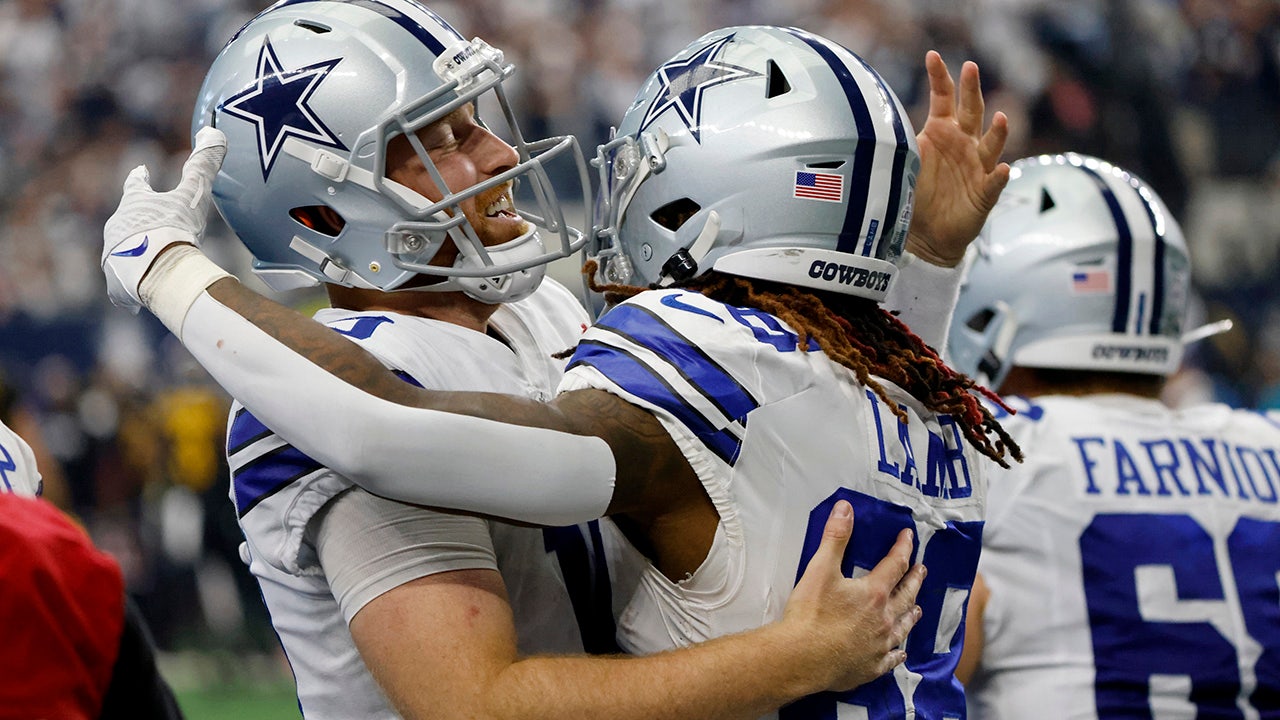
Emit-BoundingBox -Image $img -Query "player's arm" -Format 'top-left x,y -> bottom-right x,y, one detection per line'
954,570 -> 989,685
352,500 -> 925,720
100,129 -> 677,525
885,51 -> 1009,350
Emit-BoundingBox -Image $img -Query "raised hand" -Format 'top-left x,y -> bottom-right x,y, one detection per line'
102,126 -> 227,312
907,51 -> 1010,267
782,500 -> 924,692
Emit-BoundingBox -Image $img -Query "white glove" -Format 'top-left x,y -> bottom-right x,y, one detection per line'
102,126 -> 227,313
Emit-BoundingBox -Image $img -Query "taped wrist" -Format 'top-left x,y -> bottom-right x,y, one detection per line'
882,250 -> 963,352
138,244 -> 233,338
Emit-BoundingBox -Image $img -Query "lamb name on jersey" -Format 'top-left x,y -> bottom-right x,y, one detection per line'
970,393 -> 1280,720
559,288 -> 987,720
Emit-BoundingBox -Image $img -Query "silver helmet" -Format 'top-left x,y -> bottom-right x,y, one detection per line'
192,0 -> 591,303
949,153 -> 1196,388
590,26 -> 920,302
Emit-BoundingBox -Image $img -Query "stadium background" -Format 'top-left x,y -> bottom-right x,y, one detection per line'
1,0 -> 1277,716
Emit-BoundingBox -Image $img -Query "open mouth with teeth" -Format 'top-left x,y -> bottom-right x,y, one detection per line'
470,183 -> 530,246
483,186 -> 518,218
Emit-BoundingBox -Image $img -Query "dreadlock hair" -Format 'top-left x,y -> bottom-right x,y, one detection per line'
583,260 -> 1023,468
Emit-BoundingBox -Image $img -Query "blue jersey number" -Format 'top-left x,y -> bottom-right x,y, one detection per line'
782,489 -> 981,719
1080,513 -> 1280,717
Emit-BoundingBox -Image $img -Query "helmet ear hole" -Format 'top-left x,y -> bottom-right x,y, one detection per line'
765,59 -> 791,98
650,198 -> 701,231
293,19 -> 332,34
1040,187 -> 1056,213
290,206 -> 346,236
966,308 -> 996,332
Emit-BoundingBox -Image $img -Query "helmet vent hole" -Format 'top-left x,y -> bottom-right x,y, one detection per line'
290,206 -> 346,237
651,198 -> 702,231
293,19 -> 332,34
1040,187 -> 1056,213
765,60 -> 792,98
966,308 -> 996,332
807,160 -> 845,169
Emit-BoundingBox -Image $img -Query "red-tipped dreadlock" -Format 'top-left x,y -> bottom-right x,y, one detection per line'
584,260 -> 1022,468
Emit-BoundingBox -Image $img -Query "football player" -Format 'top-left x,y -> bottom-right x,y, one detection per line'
0,417 -> 41,497
105,4 -> 932,718
104,17 -> 1015,720
949,154 -> 1278,718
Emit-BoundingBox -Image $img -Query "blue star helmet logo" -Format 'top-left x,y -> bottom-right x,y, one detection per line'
220,36 -> 347,181
639,34 -> 761,144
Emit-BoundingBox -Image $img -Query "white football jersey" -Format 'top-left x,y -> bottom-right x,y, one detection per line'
0,418 -> 40,497
967,393 -> 1280,720
227,279 -> 601,718
559,288 -> 989,720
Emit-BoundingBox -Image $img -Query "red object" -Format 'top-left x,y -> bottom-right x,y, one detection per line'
0,494 -> 125,720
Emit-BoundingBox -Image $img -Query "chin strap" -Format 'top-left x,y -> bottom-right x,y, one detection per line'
656,210 -> 721,287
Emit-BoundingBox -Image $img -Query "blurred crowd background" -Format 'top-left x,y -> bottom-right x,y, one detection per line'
2,0 -> 1279,705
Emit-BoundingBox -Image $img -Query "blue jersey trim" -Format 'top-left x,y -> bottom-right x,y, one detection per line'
227,406 -> 273,456
568,339 -> 745,465
591,302 -> 759,415
231,429 -> 325,517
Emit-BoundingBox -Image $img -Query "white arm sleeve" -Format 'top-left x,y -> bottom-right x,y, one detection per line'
881,250 -> 964,352
180,291 -> 616,525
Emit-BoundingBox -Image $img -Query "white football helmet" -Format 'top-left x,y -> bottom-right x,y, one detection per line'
590,26 -> 920,302
192,0 -> 591,303
949,153 -> 1205,388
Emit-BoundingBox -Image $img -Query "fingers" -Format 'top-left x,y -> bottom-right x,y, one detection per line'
192,126 -> 227,154
978,111 -> 1009,172
982,162 -> 1012,205
883,531 -> 925,633
875,647 -> 909,677
865,526 -> 914,587
809,501 -> 855,573
924,50 -> 956,121
175,127 -> 227,210
957,60 -> 985,137
121,165 -> 153,195
186,127 -> 228,180
180,128 -> 228,190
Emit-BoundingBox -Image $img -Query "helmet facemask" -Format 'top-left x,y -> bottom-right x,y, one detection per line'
197,2 -> 592,303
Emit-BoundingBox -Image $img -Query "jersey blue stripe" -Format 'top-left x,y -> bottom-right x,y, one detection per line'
1078,164 -> 1134,333
783,27 -> 876,255
568,340 -> 744,465
593,303 -> 759,418
542,522 -> 621,654
230,412 -> 325,518
240,0 -> 460,54
227,406 -> 273,456
228,368 -> 422,517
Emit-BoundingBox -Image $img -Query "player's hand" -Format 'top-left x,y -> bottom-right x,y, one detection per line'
783,500 -> 924,692
907,51 -> 1010,267
102,126 -> 226,312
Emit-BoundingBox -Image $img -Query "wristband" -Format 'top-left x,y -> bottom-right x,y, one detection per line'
138,244 -> 233,338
